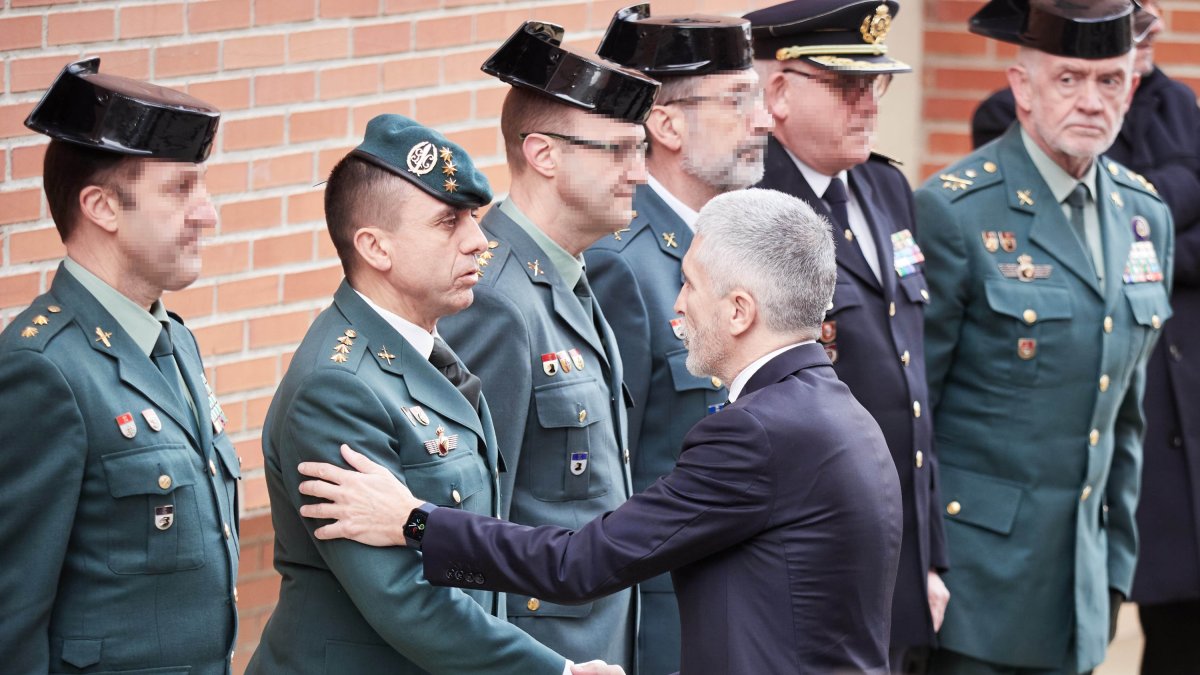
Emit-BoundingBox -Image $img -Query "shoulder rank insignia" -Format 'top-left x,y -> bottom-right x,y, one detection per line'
999,254 -> 1053,282
331,329 -> 356,363
20,326 -> 38,338
940,173 -> 973,192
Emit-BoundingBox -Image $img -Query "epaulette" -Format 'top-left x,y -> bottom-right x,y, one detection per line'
474,237 -> 510,287
1103,158 -> 1161,198
318,324 -> 367,371
869,150 -> 903,168
5,298 -> 73,353
935,155 -> 1004,203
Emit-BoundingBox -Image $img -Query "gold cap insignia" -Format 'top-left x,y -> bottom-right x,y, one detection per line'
861,4 -> 893,45
443,178 -> 458,193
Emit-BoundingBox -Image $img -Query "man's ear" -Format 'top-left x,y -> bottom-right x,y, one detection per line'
353,227 -> 393,273
727,289 -> 757,338
78,185 -> 120,234
521,133 -> 559,179
645,105 -> 685,154
762,70 -> 790,122
1008,64 -> 1034,116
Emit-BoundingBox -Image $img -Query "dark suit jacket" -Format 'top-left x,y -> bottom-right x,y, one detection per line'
972,70 -> 1200,605
757,136 -> 948,648
422,343 -> 903,674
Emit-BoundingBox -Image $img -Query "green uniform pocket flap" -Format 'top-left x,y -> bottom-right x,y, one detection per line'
213,434 -> 241,480
60,638 -> 102,668
1124,283 -> 1173,327
404,453 -> 487,508
940,465 -> 1024,535
102,445 -> 198,498
507,594 -> 593,618
534,379 -> 610,428
984,280 -> 1073,322
666,348 -> 722,392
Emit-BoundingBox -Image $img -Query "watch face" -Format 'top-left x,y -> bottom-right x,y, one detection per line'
405,510 -> 427,543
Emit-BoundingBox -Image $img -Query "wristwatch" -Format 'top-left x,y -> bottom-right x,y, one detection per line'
403,502 -> 437,550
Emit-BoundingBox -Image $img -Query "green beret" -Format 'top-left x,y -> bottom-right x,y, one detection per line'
351,114 -> 492,209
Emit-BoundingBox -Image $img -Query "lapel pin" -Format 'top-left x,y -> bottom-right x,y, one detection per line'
556,350 -> 573,373
1016,190 -> 1034,207
569,348 -> 585,371
670,318 -> 686,340
982,231 -> 999,253
570,451 -> 589,475
154,505 -> 175,530
116,412 -> 137,439
527,260 -> 543,276
410,406 -> 430,426
141,408 -> 163,432
377,346 -> 395,365
95,327 -> 113,348
613,227 -> 631,241
542,353 -> 559,376
662,232 -> 678,248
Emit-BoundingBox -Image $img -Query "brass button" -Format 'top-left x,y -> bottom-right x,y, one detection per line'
158,474 -> 172,490
452,488 -> 462,504
1023,309 -> 1037,324
1080,485 -> 1093,502
845,229 -> 854,242
915,450 -> 924,469
984,161 -> 998,173
901,350 -> 911,367
889,302 -> 896,317
623,448 -> 630,463
578,409 -> 587,424
912,401 -> 921,418
710,376 -> 722,388
233,588 -> 239,603
947,501 -> 962,516
223,522 -> 232,539
920,289 -> 930,302
527,598 -> 540,612
47,305 -> 61,313
1099,375 -> 1110,392
1089,429 -> 1100,446
209,460 -> 217,476
1104,316 -> 1114,333
1151,314 -> 1162,329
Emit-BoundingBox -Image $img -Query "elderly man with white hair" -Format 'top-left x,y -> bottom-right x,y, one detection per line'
293,187 -> 904,674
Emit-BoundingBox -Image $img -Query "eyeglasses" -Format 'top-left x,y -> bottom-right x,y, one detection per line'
520,131 -> 648,163
661,88 -> 765,116
781,68 -> 893,103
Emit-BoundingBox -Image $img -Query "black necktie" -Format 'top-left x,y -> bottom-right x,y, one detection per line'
430,337 -> 481,410
1066,183 -> 1097,271
824,177 -> 851,230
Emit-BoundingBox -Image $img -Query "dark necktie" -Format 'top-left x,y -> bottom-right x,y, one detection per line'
1066,183 -> 1099,274
152,323 -> 199,431
824,177 -> 850,230
430,336 -> 481,410
574,272 -> 595,325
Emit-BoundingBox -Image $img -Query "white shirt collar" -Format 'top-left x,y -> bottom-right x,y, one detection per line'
353,289 -> 437,360
727,341 -> 815,403
784,148 -> 848,199
647,175 -> 700,231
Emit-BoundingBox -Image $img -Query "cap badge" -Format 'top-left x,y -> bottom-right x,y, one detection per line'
406,140 -> 438,176
861,4 -> 893,45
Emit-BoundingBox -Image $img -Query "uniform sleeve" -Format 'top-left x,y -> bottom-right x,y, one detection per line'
914,188 -> 973,412
970,89 -> 1017,150
0,351 -> 87,673
439,289 -> 533,518
277,367 -> 563,675
584,248 -> 652,456
422,406 -> 774,602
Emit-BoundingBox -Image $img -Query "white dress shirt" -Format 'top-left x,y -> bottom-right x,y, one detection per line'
727,341 -> 816,403
353,289 -> 437,359
785,150 -> 883,283
647,174 -> 700,231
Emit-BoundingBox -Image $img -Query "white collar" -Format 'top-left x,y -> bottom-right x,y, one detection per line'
647,174 -> 700,231
784,148 -> 849,199
353,289 -> 438,360
727,341 -> 814,402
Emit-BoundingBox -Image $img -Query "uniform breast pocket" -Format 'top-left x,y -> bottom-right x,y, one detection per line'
403,451 -> 490,513
983,280 -> 1073,384
898,273 -> 930,307
101,444 -> 205,574
1124,283 -> 1172,363
828,282 -> 864,317
665,348 -> 725,454
530,378 -> 612,502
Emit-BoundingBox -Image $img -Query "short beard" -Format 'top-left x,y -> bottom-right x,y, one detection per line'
684,317 -> 727,380
680,139 -> 766,194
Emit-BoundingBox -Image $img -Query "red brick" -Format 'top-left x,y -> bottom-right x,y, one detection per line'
443,48 -> 495,85
206,160 -> 249,195
932,67 -> 1010,93
289,189 -> 326,226
220,196 -> 283,234
240,505 -> 275,540
414,15 -> 471,50
282,265 -> 342,303
319,0 -> 378,19
237,568 -> 282,607
0,188 -> 43,226
215,354 -> 276,395
11,55 -> 74,94
255,72 -> 315,107
1155,41 -> 1200,66
242,473 -> 273,512
476,85 -> 507,120
0,16 -> 43,50
156,41 -> 220,78
254,231 -> 314,268
929,131 -> 972,156
351,99 -> 413,136
251,152 -> 314,190
923,96 -> 986,123
12,143 -> 47,180
0,272 -> 41,310
188,77 -> 252,111
48,9 -> 114,45
256,0 -> 316,26
222,115 -> 285,152
9,227 -> 64,265
445,126 -> 500,161
0,103 -> 36,140
289,27 -> 350,63
316,229 -> 337,259
414,90 -> 471,125
224,34 -> 286,70
242,401 -> 271,446
120,3 -> 184,38
91,47 -> 152,79
249,309 -> 314,349
217,275 -> 279,313
924,30 -> 990,57
319,63 -> 380,100
188,0 -> 251,33
481,163 -> 510,196
11,0 -> 74,8
353,20 -> 411,57
1173,10 -> 1200,34
382,55 -> 440,92
385,0 -> 438,12
236,436 -> 266,473
163,284 -> 215,320
193,320 -> 244,357
932,0 -> 988,24
291,108 -> 347,143
200,240 -> 251,276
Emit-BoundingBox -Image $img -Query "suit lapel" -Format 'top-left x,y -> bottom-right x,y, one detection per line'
636,184 -> 691,263
1097,166 -> 1134,310
849,168 -> 895,297
740,342 -> 831,399
171,326 -> 211,451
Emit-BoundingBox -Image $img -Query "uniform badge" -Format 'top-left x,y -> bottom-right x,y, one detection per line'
400,406 -> 419,427
570,451 -> 588,475
95,326 -> 113,348
999,254 -> 1053,282
707,402 -> 727,415
141,408 -> 162,432
1132,216 -> 1151,241
202,374 -> 228,435
410,406 -> 430,426
981,231 -> 999,253
670,318 -> 686,340
569,348 -> 585,371
1017,338 -> 1037,360
423,426 -> 459,457
406,141 -> 438,175
154,505 -> 174,531
541,353 -> 559,376
823,343 -> 838,364
1016,190 -> 1035,207
556,350 -> 573,373
116,412 -> 137,439
999,231 -> 1017,252
820,320 -> 837,344
1123,241 -> 1164,284
890,229 -> 925,277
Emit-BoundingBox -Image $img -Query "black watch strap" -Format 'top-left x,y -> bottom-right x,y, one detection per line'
404,502 -> 437,550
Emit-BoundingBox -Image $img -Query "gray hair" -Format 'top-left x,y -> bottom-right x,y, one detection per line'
693,188 -> 836,337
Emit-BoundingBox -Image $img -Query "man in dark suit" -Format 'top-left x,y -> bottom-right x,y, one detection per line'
294,188 -> 904,675
583,8 -> 769,672
0,59 -> 241,674
746,2 -> 950,671
970,3 -> 1200,671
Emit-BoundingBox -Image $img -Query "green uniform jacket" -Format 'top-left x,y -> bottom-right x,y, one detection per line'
0,265 -> 240,674
915,125 -> 1174,671
246,281 -> 563,675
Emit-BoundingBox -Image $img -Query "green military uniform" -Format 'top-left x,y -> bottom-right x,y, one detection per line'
915,124 -> 1174,672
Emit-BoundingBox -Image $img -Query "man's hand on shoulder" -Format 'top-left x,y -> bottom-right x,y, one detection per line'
298,444 -> 419,547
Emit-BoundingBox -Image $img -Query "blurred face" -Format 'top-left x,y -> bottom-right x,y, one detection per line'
1135,0 -> 1163,75
769,61 -> 892,175
553,112 -> 648,235
1014,50 -> 1138,168
675,237 -> 729,379
113,159 -> 215,293
668,70 -> 772,192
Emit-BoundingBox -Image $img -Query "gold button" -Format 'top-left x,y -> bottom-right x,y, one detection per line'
1080,485 -> 1093,502
452,488 -> 462,504
527,598 -> 540,612
1099,375 -> 1110,392
223,522 -> 232,539
209,460 -> 217,476
913,401 -> 921,418
889,302 -> 896,317
711,376 -> 722,388
1152,314 -> 1162,329
623,448 -> 630,463
1089,429 -> 1100,446
233,588 -> 239,603
947,501 -> 962,516
915,450 -> 924,469
47,305 -> 61,313
901,350 -> 910,367
578,409 -> 587,424
1023,309 -> 1037,324
844,229 -> 854,242
984,161 -> 998,173
920,289 -> 930,302
1104,316 -> 1114,333
158,475 -> 172,490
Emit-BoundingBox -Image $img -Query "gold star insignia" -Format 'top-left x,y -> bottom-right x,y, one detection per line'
377,347 -> 395,365
32,315 -> 48,326
338,335 -> 353,345
94,327 -> 112,348
334,344 -> 351,355
439,146 -> 453,163
442,161 -> 457,177
21,326 -> 38,338
443,178 -> 458,193
330,352 -> 348,363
